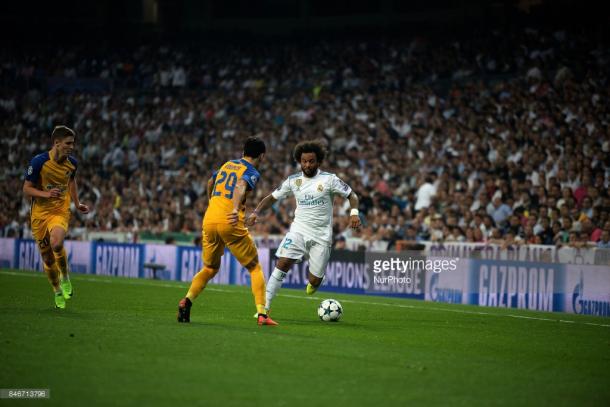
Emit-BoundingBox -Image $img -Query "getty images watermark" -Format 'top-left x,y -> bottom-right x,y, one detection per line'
365,251 -> 460,294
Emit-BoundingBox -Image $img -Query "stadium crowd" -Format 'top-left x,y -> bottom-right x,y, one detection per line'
1,25 -> 609,250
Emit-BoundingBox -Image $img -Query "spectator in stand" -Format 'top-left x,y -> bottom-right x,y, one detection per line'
0,25 -> 607,252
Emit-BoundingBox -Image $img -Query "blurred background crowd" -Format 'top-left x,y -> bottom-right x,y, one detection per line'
1,11 -> 608,251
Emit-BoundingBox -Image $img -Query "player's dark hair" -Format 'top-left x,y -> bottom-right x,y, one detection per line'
293,140 -> 326,163
51,125 -> 75,142
243,137 -> 266,158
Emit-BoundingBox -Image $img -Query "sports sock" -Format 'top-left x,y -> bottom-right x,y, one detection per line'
248,263 -> 266,315
186,266 -> 218,301
53,247 -> 69,279
265,267 -> 287,311
43,262 -> 61,292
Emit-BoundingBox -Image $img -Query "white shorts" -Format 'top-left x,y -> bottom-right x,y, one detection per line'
275,231 -> 331,278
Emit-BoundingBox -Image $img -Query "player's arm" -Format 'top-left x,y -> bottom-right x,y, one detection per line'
246,176 -> 292,226
330,174 -> 360,229
23,157 -> 61,200
245,194 -> 278,226
206,176 -> 215,200
347,191 -> 361,229
23,180 -> 60,199
227,179 -> 248,226
68,177 -> 90,214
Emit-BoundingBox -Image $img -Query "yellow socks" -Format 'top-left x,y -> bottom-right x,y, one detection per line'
186,267 -> 218,301
43,262 -> 60,292
53,247 -> 68,279
248,263 -> 266,314
186,263 -> 267,315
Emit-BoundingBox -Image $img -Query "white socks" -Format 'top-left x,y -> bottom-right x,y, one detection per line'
265,267 -> 287,311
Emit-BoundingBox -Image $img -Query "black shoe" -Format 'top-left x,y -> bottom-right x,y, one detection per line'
177,297 -> 192,323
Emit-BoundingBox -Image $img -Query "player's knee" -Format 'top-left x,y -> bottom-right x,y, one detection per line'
50,241 -> 63,253
276,258 -> 293,272
244,257 -> 259,271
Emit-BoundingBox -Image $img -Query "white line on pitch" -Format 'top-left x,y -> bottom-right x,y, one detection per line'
2,270 -> 610,328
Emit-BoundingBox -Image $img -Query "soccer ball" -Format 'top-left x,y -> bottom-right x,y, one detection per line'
318,299 -> 343,322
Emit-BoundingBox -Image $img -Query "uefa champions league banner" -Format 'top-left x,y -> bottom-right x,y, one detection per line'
90,242 -> 245,283
176,245 -> 234,284
424,242 -> 600,265
233,248 -> 271,286
277,250 -> 376,295
3,239 -> 246,283
64,240 -> 93,274
14,239 -> 44,272
144,244 -> 178,280
0,238 -> 16,269
2,238 -> 608,316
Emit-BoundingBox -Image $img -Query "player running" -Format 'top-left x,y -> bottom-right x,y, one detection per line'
177,137 -> 278,326
246,140 -> 361,314
22,125 -> 90,309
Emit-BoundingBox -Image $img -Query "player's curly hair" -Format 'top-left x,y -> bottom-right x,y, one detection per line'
293,139 -> 327,163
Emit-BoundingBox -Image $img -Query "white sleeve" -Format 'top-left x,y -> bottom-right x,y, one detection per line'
329,174 -> 352,198
271,177 -> 293,200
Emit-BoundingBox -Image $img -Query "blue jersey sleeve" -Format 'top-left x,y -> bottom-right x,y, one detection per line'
242,168 -> 260,191
25,153 -> 49,184
68,156 -> 78,179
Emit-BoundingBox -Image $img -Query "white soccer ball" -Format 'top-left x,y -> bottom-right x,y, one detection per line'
318,299 -> 343,322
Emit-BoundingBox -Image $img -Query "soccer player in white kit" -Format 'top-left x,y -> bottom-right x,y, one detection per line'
246,140 -> 361,314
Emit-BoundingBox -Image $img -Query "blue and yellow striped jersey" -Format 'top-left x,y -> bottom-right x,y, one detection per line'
25,151 -> 77,219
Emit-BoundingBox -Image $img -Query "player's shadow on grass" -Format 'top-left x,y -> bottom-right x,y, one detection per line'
170,320 -> 319,339
264,317 -> 366,329
38,307 -> 93,320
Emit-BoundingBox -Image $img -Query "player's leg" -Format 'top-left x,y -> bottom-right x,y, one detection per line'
305,242 -> 331,295
265,232 -> 305,312
178,226 -> 222,323
242,256 -> 277,325
49,216 -> 72,299
33,219 -> 65,308
222,225 -> 277,325
185,264 -> 220,301
265,257 -> 296,312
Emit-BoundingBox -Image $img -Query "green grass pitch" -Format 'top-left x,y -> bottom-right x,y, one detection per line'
1,269 -> 609,406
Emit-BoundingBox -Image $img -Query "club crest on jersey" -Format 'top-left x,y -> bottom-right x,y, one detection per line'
295,179 -> 302,190
317,184 -> 324,192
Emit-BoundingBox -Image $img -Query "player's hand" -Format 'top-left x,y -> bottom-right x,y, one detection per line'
349,215 -> 361,229
77,203 -> 90,214
46,188 -> 62,199
245,212 -> 258,226
227,209 -> 239,226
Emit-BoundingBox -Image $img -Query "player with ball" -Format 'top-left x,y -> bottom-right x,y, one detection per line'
247,140 -> 360,318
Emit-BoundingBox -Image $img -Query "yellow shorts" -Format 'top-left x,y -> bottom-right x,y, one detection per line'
202,223 -> 258,269
31,214 -> 69,250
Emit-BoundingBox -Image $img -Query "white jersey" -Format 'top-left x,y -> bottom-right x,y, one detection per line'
271,169 -> 352,246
